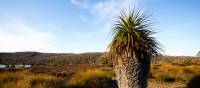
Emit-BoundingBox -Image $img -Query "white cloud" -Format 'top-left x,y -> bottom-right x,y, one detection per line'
0,18 -> 58,52
91,0 -> 136,20
70,0 -> 140,34
70,0 -> 139,20
70,0 -> 90,8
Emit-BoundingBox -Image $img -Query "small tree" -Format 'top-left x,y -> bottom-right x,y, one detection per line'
107,9 -> 161,88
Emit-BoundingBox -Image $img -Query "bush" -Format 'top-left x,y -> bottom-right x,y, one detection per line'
156,74 -> 175,82
176,74 -> 192,82
0,71 -> 57,88
182,67 -> 194,73
0,72 -> 23,84
68,69 -> 114,88
30,78 -> 53,88
30,74 -> 56,88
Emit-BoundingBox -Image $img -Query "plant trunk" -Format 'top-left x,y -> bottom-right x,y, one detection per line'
114,54 -> 150,88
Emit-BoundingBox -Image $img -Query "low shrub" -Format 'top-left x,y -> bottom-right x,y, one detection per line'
155,74 -> 176,82
0,75 -> 21,83
0,72 -> 23,84
30,79 -> 52,88
182,67 -> 194,73
68,69 -> 114,88
176,74 -> 193,82
0,71 -> 57,88
30,74 -> 56,88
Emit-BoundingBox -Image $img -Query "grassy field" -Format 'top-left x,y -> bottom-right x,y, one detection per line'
0,57 -> 200,88
0,71 -> 57,88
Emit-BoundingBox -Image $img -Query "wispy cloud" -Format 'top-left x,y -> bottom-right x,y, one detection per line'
70,0 -> 90,9
70,0 -> 139,20
70,0 -> 140,33
0,18 -> 58,52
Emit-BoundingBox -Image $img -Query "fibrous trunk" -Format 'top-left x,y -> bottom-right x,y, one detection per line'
114,54 -> 150,88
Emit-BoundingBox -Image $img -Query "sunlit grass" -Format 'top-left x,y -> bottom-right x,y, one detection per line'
0,57 -> 200,88
151,62 -> 200,82
0,71 -> 57,88
68,69 -> 112,88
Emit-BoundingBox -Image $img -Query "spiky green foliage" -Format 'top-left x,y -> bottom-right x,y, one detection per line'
108,9 -> 160,62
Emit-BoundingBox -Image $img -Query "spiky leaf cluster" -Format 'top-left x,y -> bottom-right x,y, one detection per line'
108,9 -> 160,60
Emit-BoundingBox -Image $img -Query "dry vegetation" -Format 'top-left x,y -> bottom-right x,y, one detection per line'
0,55 -> 200,88
68,69 -> 114,88
0,52 -> 102,65
0,71 -> 57,88
148,57 -> 200,88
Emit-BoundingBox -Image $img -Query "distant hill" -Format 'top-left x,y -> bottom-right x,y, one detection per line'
0,52 -> 103,65
196,51 -> 200,57
0,52 -> 199,65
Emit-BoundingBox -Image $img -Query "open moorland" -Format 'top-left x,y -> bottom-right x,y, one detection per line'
0,52 -> 200,88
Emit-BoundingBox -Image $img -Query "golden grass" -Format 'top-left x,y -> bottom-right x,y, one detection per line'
68,69 -> 112,88
151,62 -> 200,83
0,71 -> 57,88
149,58 -> 200,88
1,57 -> 200,88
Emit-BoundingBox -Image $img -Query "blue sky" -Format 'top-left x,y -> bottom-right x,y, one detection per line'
0,0 -> 199,56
